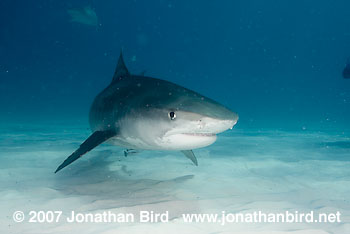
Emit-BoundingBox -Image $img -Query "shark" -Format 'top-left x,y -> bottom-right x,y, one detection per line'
67,6 -> 98,26
55,52 -> 238,173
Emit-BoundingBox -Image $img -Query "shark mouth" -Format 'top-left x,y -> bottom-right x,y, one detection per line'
182,133 -> 216,137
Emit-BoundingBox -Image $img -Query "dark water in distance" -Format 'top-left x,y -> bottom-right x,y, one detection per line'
1,0 -> 350,131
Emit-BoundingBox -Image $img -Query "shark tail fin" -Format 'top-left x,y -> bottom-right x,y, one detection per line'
55,130 -> 116,173
181,150 -> 198,166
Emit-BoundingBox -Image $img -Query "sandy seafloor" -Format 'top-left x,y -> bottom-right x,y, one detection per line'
0,121 -> 349,234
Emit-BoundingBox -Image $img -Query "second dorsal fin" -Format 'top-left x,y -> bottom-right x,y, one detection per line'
112,51 -> 130,83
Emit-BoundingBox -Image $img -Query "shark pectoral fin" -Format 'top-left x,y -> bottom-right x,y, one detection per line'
55,130 -> 116,173
181,150 -> 198,166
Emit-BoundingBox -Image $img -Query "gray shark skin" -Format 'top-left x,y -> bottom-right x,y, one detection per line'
55,52 -> 238,173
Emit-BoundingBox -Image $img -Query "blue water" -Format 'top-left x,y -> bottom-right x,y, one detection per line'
1,1 -> 349,233
1,0 -> 350,130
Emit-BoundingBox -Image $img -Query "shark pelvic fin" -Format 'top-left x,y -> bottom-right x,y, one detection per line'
112,51 -> 130,83
55,130 -> 116,173
124,149 -> 139,157
181,150 -> 198,166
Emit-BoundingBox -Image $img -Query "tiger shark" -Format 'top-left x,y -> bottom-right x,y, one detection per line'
55,52 -> 238,173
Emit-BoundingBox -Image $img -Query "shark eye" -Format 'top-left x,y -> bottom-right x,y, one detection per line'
168,111 -> 176,120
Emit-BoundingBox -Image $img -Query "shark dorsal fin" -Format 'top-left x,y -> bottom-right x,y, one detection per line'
112,51 -> 130,83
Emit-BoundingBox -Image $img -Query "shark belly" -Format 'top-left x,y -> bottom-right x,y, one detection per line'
106,133 -> 217,151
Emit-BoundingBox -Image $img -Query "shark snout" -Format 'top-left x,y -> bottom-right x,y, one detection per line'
201,103 -> 239,133
196,114 -> 238,134
183,101 -> 238,135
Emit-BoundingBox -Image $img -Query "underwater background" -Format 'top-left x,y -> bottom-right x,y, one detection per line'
0,0 -> 349,233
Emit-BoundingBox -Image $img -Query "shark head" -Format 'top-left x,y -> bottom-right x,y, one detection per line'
116,77 -> 238,151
